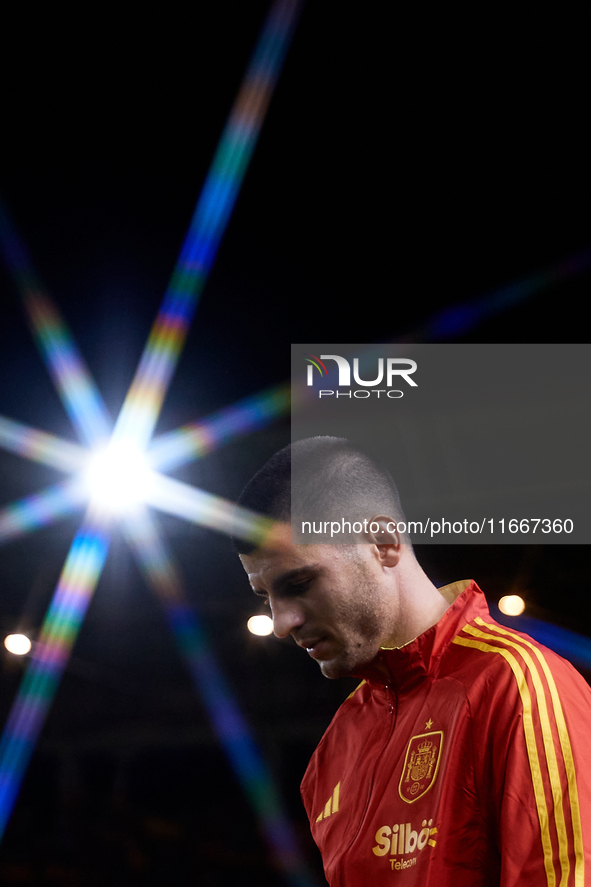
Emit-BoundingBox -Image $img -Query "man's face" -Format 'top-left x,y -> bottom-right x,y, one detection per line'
240,540 -> 398,678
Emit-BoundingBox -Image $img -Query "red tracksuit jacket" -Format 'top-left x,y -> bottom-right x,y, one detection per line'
301,580 -> 591,885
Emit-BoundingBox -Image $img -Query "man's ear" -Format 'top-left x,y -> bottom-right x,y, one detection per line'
366,515 -> 402,567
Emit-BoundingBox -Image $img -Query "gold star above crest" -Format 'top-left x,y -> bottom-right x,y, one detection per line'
425,718 -> 434,730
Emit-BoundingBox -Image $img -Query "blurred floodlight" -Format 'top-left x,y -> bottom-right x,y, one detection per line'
84,442 -> 153,514
498,594 -> 526,616
4,634 -> 32,655
247,615 -> 273,636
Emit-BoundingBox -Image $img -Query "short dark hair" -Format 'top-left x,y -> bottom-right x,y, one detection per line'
234,436 -> 406,553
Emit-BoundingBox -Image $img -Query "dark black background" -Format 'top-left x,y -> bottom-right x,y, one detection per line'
0,2 -> 589,884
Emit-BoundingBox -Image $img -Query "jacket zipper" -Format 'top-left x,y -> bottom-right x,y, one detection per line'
340,682 -> 398,856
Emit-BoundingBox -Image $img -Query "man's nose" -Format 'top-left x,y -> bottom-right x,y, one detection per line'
270,597 -> 305,639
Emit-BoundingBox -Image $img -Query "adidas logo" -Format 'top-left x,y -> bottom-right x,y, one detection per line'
316,782 -> 341,822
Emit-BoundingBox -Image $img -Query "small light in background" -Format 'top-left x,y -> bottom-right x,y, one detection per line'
4,634 -> 32,655
247,615 -> 273,636
498,595 -> 526,616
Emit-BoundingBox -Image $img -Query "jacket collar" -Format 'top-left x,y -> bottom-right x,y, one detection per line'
362,579 -> 488,691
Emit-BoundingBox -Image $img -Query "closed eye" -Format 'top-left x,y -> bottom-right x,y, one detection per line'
283,579 -> 312,595
253,578 -> 312,608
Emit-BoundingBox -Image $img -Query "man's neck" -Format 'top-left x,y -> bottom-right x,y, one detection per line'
384,558 -> 451,650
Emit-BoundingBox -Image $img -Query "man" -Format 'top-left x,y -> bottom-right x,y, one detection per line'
236,436 -> 591,886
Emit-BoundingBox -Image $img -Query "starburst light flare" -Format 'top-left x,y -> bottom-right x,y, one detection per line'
0,380 -> 289,543
113,0 -> 302,451
0,0 -> 305,858
0,509 -> 110,838
124,509 -> 317,886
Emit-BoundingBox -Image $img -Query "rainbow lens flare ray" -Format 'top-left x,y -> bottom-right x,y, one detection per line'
113,0 -> 301,451
0,203 -> 112,448
124,508 -> 316,884
398,247 -> 591,342
0,511 -> 110,836
0,415 -> 86,473
144,472 -> 276,545
148,382 -> 290,472
0,479 -> 87,543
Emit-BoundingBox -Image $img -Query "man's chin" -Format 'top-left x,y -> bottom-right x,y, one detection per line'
318,659 -> 345,679
317,647 -> 376,679
317,655 -> 359,680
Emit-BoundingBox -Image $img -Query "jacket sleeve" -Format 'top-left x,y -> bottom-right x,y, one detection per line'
460,619 -> 591,887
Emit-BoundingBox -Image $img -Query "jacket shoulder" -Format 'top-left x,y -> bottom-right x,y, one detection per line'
447,613 -> 591,712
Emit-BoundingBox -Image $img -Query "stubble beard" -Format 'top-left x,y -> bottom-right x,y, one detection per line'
316,560 -> 388,679
316,632 -> 381,679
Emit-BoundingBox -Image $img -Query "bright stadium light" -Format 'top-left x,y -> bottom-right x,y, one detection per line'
83,441 -> 154,515
498,594 -> 526,616
247,615 -> 273,636
4,634 -> 32,656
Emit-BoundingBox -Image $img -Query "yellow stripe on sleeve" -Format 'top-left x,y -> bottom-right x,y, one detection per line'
475,618 -> 584,887
463,623 -> 569,886
453,634 -> 556,887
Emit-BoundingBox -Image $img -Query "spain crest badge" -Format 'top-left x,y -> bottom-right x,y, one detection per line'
399,730 -> 444,803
